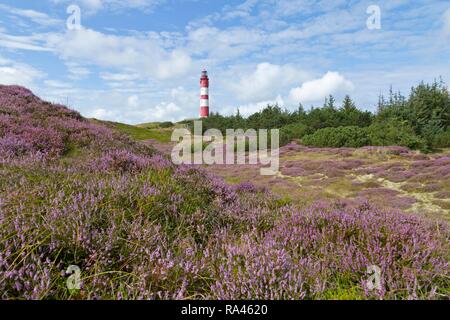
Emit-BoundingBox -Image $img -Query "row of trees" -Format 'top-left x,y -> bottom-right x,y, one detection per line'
197,95 -> 373,135
190,80 -> 450,151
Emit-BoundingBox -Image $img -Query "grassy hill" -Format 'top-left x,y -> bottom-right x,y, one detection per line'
91,119 -> 173,142
0,85 -> 449,300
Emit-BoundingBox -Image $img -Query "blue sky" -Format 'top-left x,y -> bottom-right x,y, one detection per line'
0,0 -> 449,124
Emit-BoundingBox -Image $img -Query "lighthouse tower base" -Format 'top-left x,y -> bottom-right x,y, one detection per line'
200,106 -> 209,118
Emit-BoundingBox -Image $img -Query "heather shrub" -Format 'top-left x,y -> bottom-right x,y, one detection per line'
0,159 -> 275,299
302,126 -> 370,148
90,150 -> 165,173
0,85 -> 449,300
0,85 -> 154,164
268,203 -> 449,299
3,157 -> 447,300
208,229 -> 307,299
206,202 -> 449,299
359,145 -> 411,156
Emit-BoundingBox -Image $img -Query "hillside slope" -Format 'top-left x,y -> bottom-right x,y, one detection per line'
0,85 -> 449,300
0,85 -> 154,165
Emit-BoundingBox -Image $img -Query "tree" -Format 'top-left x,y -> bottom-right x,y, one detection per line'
339,95 -> 373,127
368,119 -> 425,150
324,95 -> 336,110
292,104 -> 307,122
342,95 -> 357,112
408,80 -> 450,135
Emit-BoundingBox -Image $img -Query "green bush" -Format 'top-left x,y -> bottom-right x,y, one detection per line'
367,119 -> 425,150
302,126 -> 370,148
280,123 -> 311,146
429,126 -> 450,148
159,121 -> 174,128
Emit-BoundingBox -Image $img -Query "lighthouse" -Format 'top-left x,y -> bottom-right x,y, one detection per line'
199,69 -> 209,118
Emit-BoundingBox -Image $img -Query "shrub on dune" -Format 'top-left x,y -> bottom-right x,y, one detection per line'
302,126 -> 370,148
367,119 -> 425,150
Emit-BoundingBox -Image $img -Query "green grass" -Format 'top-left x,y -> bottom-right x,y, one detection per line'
136,122 -> 165,129
62,143 -> 82,158
113,123 -> 161,141
91,120 -> 173,142
224,177 -> 242,184
319,286 -> 364,300
144,128 -> 173,142
136,121 -> 174,129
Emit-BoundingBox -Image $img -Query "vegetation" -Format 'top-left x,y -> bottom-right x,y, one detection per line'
280,123 -> 311,146
367,119 -> 425,150
189,80 -> 449,150
302,126 -> 370,148
98,121 -> 173,142
136,121 -> 174,129
1,85 -> 448,300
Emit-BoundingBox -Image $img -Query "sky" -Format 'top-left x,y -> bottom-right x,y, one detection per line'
0,0 -> 449,124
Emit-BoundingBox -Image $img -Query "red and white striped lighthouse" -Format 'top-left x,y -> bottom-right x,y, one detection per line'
199,69 -> 209,118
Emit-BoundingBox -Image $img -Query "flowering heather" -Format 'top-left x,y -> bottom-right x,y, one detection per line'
0,86 -> 449,300
90,150 -> 171,173
280,143 -> 356,157
0,85 -> 153,165
208,202 -> 449,299
356,188 -> 417,210
281,159 -> 364,178
354,155 -> 450,185
360,146 -> 411,155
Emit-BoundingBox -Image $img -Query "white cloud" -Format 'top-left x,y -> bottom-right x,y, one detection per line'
289,72 -> 354,104
228,62 -> 309,102
130,89 -> 195,123
170,86 -> 197,109
127,95 -> 139,108
150,102 -> 181,121
51,0 -> 163,13
222,0 -> 258,20
87,107 -> 116,119
0,33 -> 52,52
46,28 -> 192,80
226,95 -> 285,117
79,0 -> 103,11
44,80 -> 72,88
0,56 -> 10,65
100,72 -> 141,82
186,26 -> 265,61
74,87 -> 193,124
0,4 -> 62,27
66,63 -> 91,79
0,57 -> 45,87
